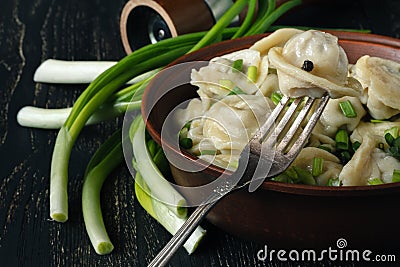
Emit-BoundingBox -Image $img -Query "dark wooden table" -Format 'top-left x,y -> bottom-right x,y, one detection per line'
1,0 -> 400,266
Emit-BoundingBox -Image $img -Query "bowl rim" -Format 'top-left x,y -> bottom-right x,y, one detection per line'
142,30 -> 400,197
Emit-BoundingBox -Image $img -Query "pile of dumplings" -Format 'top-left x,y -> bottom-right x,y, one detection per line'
175,28 -> 400,186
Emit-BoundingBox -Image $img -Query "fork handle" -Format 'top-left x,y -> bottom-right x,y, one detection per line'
147,197 -> 219,267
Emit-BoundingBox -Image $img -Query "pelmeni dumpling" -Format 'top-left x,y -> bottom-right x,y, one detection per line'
202,94 -> 274,151
340,134 -> 400,185
350,121 -> 400,145
268,30 -> 362,98
349,55 -> 400,119
319,96 -> 366,136
250,28 -> 304,55
292,147 -> 342,185
191,49 -> 267,104
339,135 -> 379,186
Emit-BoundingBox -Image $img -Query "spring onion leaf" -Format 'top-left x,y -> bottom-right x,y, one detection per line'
200,150 -> 217,156
368,177 -> 384,185
219,79 -> 235,90
231,0 -> 257,39
180,138 -> 193,149
272,166 -> 316,185
227,86 -> 246,95
335,129 -> 349,151
245,0 -> 302,36
318,145 -> 332,153
392,169 -> 400,183
327,177 -> 340,186
312,157 -> 324,177
232,59 -> 243,72
271,92 -> 283,105
339,100 -> 357,118
247,65 -> 258,83
188,0 -> 248,53
384,126 -> 399,139
352,141 -> 361,152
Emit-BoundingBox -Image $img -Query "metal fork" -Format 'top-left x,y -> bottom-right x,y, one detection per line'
148,94 -> 330,267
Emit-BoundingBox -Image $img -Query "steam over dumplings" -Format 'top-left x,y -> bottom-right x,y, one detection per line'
268,30 -> 362,98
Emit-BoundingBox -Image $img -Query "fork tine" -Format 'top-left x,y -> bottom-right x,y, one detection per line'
252,95 -> 291,143
261,96 -> 304,149
286,94 -> 330,158
276,96 -> 315,152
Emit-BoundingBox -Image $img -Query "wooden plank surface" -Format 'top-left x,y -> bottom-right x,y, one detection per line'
0,0 -> 399,266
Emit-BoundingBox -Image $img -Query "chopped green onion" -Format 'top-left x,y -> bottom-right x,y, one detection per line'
293,167 -> 316,185
385,133 -> 395,146
200,150 -> 217,156
312,157 -> 324,177
368,177 -> 384,185
352,141 -> 361,152
370,119 -> 387,123
339,151 -> 351,164
272,166 -> 316,185
183,121 -> 191,130
339,100 -> 357,118
392,169 -> 400,183
271,91 -> 283,105
179,127 -> 188,139
272,172 -> 292,183
388,144 -> 400,159
219,79 -> 235,90
247,65 -> 258,83
335,129 -> 349,150
384,126 -> 399,139
318,145 -> 332,153
227,160 -> 239,170
180,138 -> 193,149
327,177 -> 340,186
232,59 -> 243,72
227,86 -> 246,95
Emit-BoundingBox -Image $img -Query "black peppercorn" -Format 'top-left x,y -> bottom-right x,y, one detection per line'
301,60 -> 314,72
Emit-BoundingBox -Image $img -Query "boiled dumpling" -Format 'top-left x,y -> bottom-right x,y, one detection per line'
174,98 -> 204,130
250,28 -> 304,55
319,96 -> 366,136
268,30 -> 362,98
340,133 -> 400,185
292,147 -> 342,185
191,49 -> 267,105
339,135 -> 378,186
349,55 -> 400,119
350,121 -> 400,145
255,73 -> 279,97
202,94 -> 274,151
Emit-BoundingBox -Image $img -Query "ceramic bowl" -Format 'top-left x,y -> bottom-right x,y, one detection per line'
142,31 -> 400,251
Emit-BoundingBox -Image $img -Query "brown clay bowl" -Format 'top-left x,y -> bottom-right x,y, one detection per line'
142,31 -> 400,251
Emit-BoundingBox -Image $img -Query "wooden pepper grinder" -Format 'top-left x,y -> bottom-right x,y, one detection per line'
120,0 -> 237,54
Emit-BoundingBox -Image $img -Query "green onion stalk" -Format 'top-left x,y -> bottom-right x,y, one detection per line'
27,0 -> 303,253
50,43 -> 195,222
50,0 -> 301,222
82,130 -> 124,255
